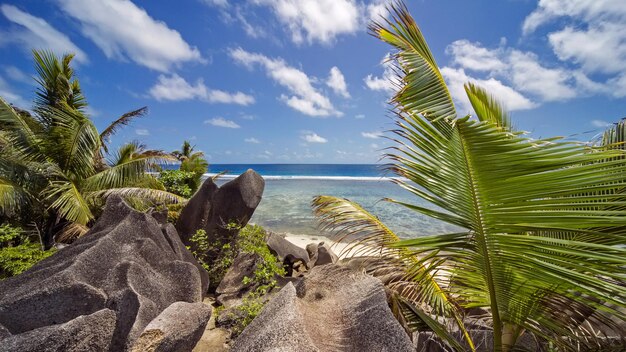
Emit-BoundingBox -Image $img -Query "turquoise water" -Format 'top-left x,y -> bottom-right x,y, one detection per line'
211,164 -> 459,239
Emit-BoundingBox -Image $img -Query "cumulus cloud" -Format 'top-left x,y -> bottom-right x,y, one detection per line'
0,5 -> 87,63
441,67 -> 536,113
444,39 -> 612,104
253,0 -> 360,45
56,0 -> 202,71
245,137 -> 260,143
522,0 -> 626,97
302,132 -> 327,143
205,117 -> 241,128
364,54 -> 397,94
229,47 -> 341,117
361,131 -> 383,139
326,66 -> 350,98
149,74 -> 254,105
446,40 -> 506,72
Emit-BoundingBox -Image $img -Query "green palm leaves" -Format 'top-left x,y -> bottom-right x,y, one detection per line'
0,51 -> 182,247
314,3 -> 626,351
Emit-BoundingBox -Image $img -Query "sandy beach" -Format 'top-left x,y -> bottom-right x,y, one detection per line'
281,233 -> 370,259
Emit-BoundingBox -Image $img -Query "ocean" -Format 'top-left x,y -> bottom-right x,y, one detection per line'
197,164 -> 459,239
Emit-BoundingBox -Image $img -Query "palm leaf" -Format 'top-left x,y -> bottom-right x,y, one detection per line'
374,3 -> 626,350
99,106 -> 148,153
44,180 -> 93,225
312,195 -> 475,351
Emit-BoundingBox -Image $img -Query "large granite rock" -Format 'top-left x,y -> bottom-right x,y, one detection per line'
230,265 -> 413,352
176,169 -> 265,245
131,302 -> 211,352
215,253 -> 261,308
265,232 -> 310,276
0,309 -> 116,352
0,196 -> 209,351
306,242 -> 339,268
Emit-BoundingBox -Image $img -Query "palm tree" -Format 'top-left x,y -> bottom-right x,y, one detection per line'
172,141 -> 195,162
171,140 -> 208,194
0,50 -> 182,248
313,3 -> 626,351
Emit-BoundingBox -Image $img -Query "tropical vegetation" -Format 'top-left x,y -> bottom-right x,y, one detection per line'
0,50 -> 182,249
313,3 -> 626,351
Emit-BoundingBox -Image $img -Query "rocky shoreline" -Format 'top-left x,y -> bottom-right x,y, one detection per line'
0,170 -> 419,352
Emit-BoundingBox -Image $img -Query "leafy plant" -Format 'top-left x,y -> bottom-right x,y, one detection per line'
159,170 -> 196,198
314,3 -> 626,351
172,140 -> 208,195
0,224 -> 55,279
0,50 -> 182,247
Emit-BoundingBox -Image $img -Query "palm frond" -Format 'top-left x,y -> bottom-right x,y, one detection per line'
99,106 -> 148,153
464,83 -> 511,130
86,187 -> 185,205
44,106 -> 99,179
312,195 -> 474,351
373,3 -> 626,350
44,180 -> 93,225
370,2 -> 456,126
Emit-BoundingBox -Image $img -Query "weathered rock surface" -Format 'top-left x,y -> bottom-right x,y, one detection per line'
306,242 -> 339,268
176,169 -> 265,245
215,253 -> 261,308
266,232 -> 310,276
0,196 -> 209,351
131,302 -> 211,352
231,264 -> 413,352
0,309 -> 117,352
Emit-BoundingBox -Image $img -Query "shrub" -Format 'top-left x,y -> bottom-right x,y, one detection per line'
0,224 -> 55,279
159,170 -> 196,198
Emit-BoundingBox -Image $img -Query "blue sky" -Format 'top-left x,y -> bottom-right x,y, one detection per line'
0,0 -> 624,164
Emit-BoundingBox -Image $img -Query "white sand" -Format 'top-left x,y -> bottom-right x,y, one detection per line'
282,233 -> 369,259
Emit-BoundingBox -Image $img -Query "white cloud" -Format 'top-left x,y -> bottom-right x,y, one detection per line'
253,0 -> 360,45
522,0 -> 626,34
355,114 -> 365,119
367,0 -> 388,22
302,132 -> 327,143
441,67 -> 536,113
446,40 -> 506,72
135,128 -> 150,136
245,137 -> 260,143
361,131 -> 382,139
326,66 -> 350,98
205,117 -> 241,129
229,47 -> 341,116
56,0 -> 202,71
522,0 -> 626,96
3,66 -> 32,85
508,51 -> 577,101
364,54 -> 396,94
0,76 -> 28,107
591,119 -> 611,128
149,74 -> 254,105
445,40 -> 609,103
548,23 -> 626,75
0,5 -> 87,63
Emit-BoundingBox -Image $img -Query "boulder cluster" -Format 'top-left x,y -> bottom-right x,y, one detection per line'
0,169 -> 418,351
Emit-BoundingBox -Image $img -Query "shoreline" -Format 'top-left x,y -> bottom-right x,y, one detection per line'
276,232 -> 370,260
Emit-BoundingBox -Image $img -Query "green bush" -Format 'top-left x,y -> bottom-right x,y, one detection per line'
159,170 -> 196,198
0,224 -> 55,279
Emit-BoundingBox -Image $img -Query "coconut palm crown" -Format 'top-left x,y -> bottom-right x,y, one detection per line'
0,50 -> 182,248
314,3 -> 625,351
